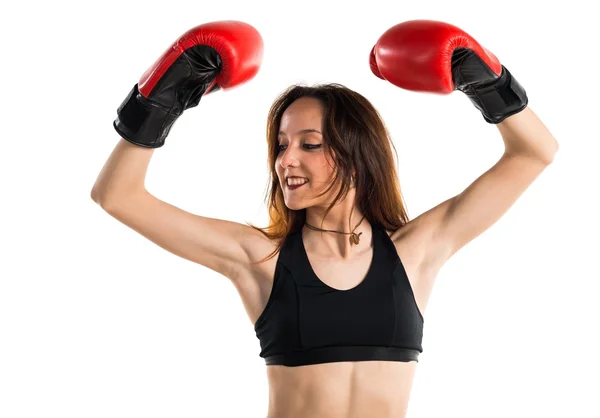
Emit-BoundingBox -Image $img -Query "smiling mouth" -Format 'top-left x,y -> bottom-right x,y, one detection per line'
286,180 -> 309,190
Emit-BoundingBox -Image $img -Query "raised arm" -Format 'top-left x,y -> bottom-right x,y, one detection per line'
420,107 -> 558,269
91,138 -> 153,204
370,19 -> 558,279
91,21 -> 264,280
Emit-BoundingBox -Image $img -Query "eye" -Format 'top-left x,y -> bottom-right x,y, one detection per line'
277,144 -> 321,152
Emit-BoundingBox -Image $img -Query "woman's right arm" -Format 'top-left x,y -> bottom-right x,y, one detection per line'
90,138 -> 256,281
90,21 -> 264,281
90,138 -> 153,205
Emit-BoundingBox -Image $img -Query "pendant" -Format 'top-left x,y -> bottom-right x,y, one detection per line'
350,232 -> 362,245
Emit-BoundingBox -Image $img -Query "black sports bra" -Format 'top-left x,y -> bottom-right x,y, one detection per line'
254,223 -> 424,367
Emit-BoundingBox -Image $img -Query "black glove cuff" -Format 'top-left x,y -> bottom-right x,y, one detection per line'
467,66 -> 529,124
113,84 -> 180,148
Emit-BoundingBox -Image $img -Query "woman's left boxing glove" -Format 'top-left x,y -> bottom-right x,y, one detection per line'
370,19 -> 527,124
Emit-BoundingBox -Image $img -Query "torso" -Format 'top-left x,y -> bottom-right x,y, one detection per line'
230,222 -> 439,418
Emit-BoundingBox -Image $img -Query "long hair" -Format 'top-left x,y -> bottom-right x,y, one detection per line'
245,83 -> 410,265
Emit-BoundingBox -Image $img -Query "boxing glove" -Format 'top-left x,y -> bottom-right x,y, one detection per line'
370,20 -> 527,124
114,20 -> 263,148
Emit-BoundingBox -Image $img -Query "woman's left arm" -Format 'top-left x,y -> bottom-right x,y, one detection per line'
425,106 -> 559,268
498,106 -> 559,163
370,19 -> 560,273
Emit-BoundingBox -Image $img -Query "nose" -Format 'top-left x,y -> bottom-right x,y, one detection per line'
279,145 -> 300,169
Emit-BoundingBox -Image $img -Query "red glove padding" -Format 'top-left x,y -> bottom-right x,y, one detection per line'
370,20 -> 527,123
114,20 -> 264,148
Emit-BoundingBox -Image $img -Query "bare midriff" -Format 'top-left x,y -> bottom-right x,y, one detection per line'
265,360 -> 418,418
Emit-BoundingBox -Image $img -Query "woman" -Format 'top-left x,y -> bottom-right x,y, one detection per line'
91,19 -> 558,418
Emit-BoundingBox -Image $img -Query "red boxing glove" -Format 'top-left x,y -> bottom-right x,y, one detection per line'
370,20 -> 527,123
114,21 -> 264,148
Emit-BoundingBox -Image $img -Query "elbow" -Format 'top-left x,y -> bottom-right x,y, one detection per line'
542,140 -> 559,165
529,139 -> 559,166
90,187 -> 142,213
90,187 -> 113,210
546,132 -> 560,164
542,133 -> 559,165
90,187 -> 101,205
551,139 -> 559,162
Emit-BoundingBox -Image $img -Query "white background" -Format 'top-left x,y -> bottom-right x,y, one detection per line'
1,0 -> 598,417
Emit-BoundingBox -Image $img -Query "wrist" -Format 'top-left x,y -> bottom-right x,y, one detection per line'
464,66 -> 529,124
113,84 -> 180,148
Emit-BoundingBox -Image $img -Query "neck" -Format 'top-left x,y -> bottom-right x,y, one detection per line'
303,207 -> 370,259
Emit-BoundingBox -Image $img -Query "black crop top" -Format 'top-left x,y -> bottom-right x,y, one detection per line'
253,223 -> 424,367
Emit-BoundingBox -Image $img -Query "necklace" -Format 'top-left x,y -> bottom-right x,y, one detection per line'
305,214 -> 366,245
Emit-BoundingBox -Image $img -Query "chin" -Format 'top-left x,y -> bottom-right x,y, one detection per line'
284,201 -> 307,211
284,195 -> 311,210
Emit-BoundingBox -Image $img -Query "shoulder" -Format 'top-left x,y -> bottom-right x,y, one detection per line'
386,222 -> 426,273
245,226 -> 287,258
386,205 -> 450,275
235,226 -> 284,277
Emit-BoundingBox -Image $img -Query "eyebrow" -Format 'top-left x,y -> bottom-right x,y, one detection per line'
278,129 -> 322,137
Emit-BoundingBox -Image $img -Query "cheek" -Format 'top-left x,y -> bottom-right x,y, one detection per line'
323,151 -> 337,170
322,160 -> 337,175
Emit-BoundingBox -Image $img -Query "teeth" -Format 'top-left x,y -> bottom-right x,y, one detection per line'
287,178 -> 308,186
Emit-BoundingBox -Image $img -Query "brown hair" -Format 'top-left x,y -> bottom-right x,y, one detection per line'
245,83 -> 410,265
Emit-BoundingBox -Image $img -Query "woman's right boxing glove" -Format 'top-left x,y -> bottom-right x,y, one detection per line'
114,20 -> 263,148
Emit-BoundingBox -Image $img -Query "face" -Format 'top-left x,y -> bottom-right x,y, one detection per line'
276,97 -> 338,210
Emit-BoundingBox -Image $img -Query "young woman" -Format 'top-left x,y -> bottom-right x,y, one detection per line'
91,19 -> 558,418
